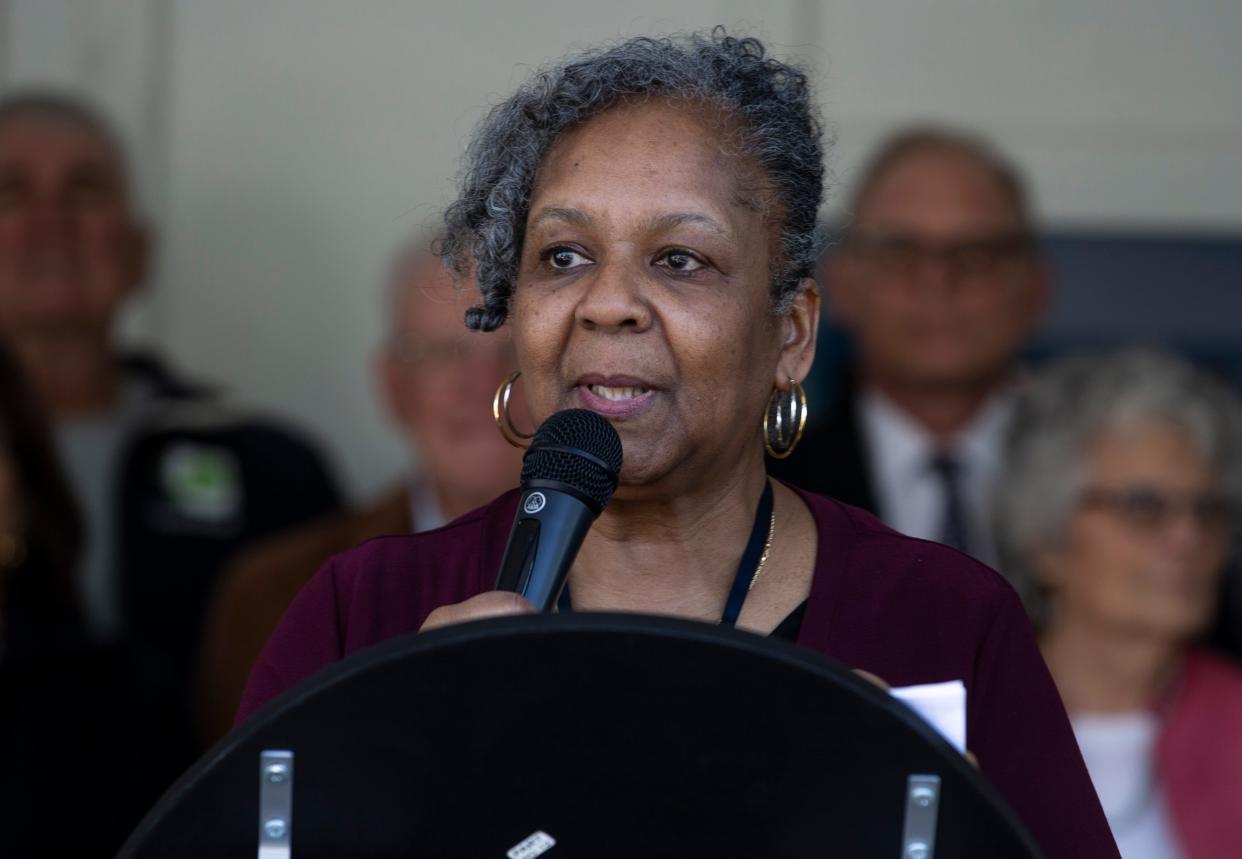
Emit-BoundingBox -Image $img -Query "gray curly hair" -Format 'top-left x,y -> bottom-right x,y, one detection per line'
995,349 -> 1242,623
438,27 -> 826,331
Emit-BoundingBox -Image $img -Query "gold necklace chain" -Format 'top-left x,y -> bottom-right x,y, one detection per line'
747,507 -> 777,592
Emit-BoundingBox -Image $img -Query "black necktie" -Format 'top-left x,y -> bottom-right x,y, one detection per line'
930,453 -> 971,555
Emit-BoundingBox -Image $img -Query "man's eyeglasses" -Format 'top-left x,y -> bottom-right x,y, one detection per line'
844,231 -> 1035,279
1080,486 -> 1238,535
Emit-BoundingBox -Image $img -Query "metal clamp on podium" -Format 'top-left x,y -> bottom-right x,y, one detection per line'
258,750 -> 293,859
120,614 -> 1042,858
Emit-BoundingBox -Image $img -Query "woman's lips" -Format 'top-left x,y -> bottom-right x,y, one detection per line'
576,382 -> 658,419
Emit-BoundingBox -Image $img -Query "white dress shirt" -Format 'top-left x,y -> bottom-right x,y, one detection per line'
859,388 -> 1014,567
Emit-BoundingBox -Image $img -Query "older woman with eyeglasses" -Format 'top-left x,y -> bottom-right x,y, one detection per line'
996,349 -> 1242,859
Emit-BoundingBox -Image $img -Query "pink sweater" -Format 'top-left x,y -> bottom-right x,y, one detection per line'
1158,649 -> 1242,859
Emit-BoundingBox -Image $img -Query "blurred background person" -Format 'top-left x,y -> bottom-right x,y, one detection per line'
0,91 -> 344,770
995,349 -> 1242,859
0,341 -> 158,856
770,127 -> 1048,566
194,243 -> 524,743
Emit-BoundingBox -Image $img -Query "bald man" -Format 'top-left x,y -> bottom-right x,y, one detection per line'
769,127 -> 1049,565
195,246 -> 524,742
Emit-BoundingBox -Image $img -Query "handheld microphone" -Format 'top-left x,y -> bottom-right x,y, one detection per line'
495,409 -> 623,611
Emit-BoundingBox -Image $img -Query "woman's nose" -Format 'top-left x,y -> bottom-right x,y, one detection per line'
573,258 -> 653,333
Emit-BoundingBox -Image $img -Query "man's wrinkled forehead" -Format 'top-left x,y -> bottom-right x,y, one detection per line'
852,142 -> 1028,233
0,113 -> 129,193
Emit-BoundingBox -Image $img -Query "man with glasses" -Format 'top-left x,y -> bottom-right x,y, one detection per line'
770,127 -> 1049,566
194,243 -> 525,742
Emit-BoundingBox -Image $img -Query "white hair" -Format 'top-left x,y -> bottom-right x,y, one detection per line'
994,348 -> 1242,621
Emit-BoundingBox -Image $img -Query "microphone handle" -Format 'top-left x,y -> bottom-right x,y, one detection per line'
496,486 -> 596,611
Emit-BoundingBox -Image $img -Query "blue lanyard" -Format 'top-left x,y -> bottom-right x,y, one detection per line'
557,480 -> 775,627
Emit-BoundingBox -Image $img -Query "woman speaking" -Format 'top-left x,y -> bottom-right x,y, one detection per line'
238,30 -> 1116,857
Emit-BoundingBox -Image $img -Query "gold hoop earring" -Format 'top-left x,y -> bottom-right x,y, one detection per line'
493,370 -> 533,449
763,378 -> 808,459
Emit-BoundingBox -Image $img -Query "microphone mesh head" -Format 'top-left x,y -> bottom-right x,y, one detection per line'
522,409 -> 623,511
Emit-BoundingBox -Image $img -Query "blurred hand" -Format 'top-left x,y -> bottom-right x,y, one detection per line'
419,591 -> 537,632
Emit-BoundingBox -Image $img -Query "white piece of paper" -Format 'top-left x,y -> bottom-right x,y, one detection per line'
890,680 -> 967,752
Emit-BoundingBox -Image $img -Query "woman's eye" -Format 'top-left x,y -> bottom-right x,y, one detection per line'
545,247 -> 591,270
658,250 -> 705,273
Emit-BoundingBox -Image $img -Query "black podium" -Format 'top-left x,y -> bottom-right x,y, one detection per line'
120,613 -> 1043,857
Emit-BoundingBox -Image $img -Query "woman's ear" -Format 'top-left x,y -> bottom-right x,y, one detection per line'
775,278 -> 820,387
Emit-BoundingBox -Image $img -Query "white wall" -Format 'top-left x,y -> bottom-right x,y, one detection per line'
814,0 -> 1242,227
3,0 -> 1241,500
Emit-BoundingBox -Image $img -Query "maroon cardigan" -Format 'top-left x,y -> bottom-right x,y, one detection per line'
238,487 -> 1118,858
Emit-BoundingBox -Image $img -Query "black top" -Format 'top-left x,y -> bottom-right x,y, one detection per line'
770,599 -> 808,641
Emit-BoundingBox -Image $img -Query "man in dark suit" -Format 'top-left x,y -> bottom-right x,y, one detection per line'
770,127 -> 1049,566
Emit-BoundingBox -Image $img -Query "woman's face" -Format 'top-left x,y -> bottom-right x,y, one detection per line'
512,100 -> 817,493
1040,421 -> 1233,643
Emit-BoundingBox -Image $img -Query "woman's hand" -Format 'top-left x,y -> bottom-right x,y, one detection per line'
419,591 -> 537,632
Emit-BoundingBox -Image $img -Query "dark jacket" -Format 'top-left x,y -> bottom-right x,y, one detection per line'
116,353 -> 343,677
110,352 -> 343,805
